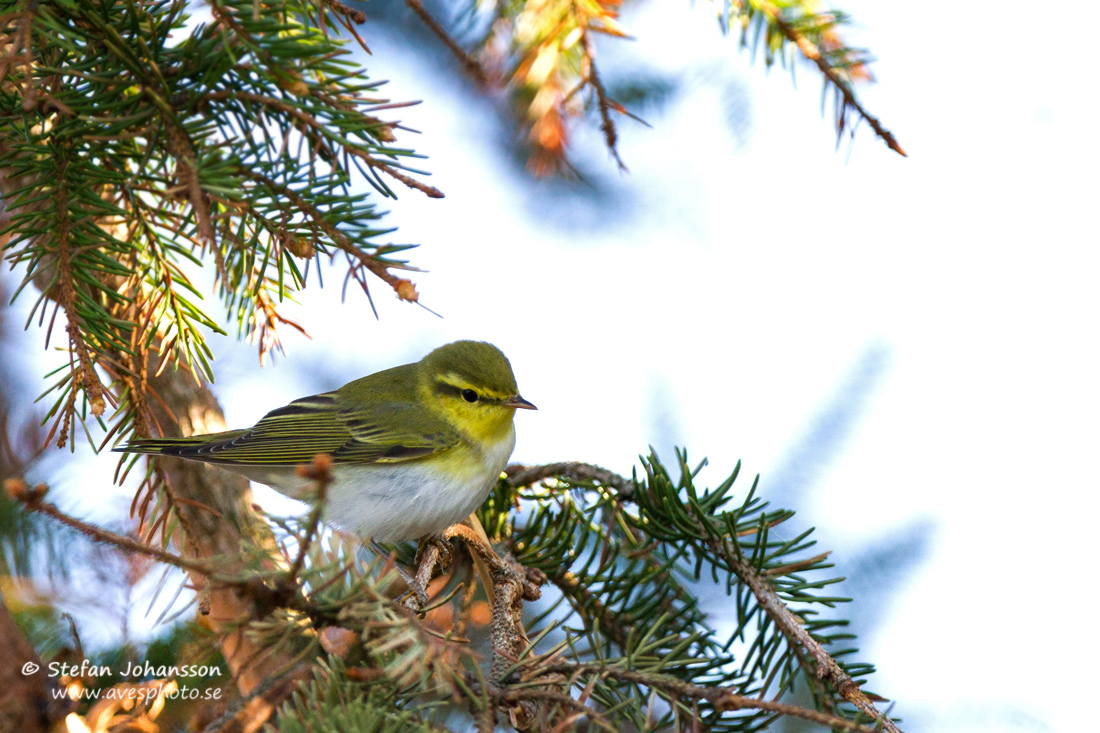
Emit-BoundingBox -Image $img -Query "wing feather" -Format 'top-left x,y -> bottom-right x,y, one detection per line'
188,391 -> 458,466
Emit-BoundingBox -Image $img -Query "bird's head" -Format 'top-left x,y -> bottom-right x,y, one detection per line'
418,341 -> 536,441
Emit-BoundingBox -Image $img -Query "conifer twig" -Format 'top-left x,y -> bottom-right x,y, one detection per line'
722,543 -> 900,731
405,0 -> 489,85
755,0 -> 905,157
320,0 -> 366,25
502,460 -> 902,732
579,29 -> 626,171
518,663 -> 883,732
238,169 -> 422,303
286,454 -> 334,582
443,524 -> 544,685
4,480 -> 215,576
505,461 -> 633,497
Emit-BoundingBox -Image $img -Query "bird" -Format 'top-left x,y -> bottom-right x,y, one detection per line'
116,340 -> 536,544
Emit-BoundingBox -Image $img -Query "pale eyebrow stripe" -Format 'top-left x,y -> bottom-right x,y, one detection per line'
433,374 -> 508,403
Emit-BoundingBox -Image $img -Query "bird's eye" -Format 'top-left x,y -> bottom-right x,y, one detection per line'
462,389 -> 479,403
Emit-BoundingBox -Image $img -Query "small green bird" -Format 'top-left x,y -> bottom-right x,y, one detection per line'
117,341 -> 535,542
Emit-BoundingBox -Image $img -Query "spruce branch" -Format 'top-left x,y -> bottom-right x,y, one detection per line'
719,530 -> 900,731
406,0 -> 490,85
6,449 -> 901,731
236,168 -> 422,306
579,26 -> 626,172
51,169 -> 109,424
496,453 -> 902,731
413,0 -> 902,171
2,0 -> 436,451
745,0 -> 906,156
560,663 -> 880,731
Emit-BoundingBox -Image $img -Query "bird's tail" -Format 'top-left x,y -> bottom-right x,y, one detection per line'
114,431 -> 247,458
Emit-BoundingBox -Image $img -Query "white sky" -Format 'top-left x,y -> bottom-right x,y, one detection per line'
6,1 -> 1098,731
278,3 -> 1091,730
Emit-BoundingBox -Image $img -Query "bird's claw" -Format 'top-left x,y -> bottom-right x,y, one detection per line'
416,535 -> 453,571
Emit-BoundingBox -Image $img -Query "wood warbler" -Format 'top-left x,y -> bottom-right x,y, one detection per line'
116,341 -> 535,542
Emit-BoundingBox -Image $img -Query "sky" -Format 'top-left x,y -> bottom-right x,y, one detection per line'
4,1 -> 1098,731
282,3 -> 1093,730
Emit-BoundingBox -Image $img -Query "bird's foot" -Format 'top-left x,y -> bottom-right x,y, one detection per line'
416,534 -> 454,573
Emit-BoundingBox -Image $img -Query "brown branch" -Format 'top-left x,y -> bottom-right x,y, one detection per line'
491,684 -> 609,732
723,545 -> 899,730
46,149 -> 109,435
5,479 -> 215,577
320,0 -> 366,25
578,28 -> 625,171
442,524 -> 544,684
756,1 -> 906,157
164,123 -> 215,242
372,160 -> 445,199
286,454 -> 333,582
405,0 -> 489,85
505,461 -> 634,498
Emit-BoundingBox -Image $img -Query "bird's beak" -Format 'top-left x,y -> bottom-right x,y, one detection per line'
505,395 -> 538,410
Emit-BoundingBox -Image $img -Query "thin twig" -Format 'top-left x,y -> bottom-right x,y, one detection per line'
320,0 -> 366,25
6,481 -> 213,577
372,160 -> 445,199
506,461 -> 634,498
757,1 -> 905,157
579,29 -> 626,171
536,663 -> 882,733
405,0 -> 489,85
723,545 -> 899,730
237,169 -> 422,303
286,455 -> 333,582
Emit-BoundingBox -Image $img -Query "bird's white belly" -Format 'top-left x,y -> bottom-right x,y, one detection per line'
322,460 -> 499,542
237,430 -> 515,542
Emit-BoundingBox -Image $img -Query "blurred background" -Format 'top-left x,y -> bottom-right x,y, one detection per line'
2,0 -> 1097,730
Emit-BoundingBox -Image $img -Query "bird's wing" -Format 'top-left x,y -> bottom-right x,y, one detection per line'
183,391 -> 459,466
